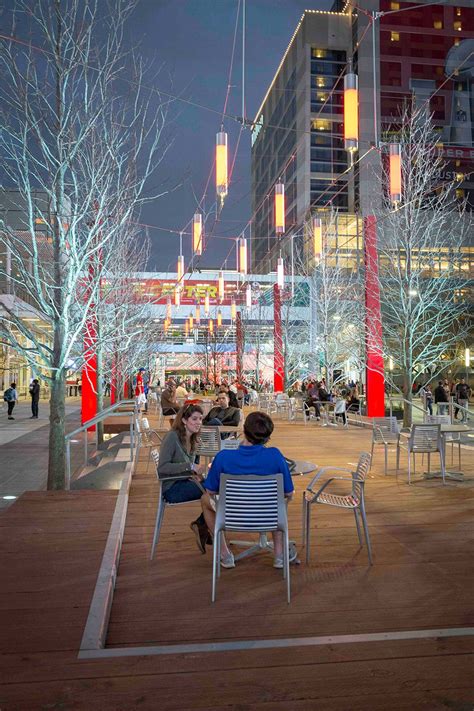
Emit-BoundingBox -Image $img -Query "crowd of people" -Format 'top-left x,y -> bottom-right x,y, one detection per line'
417,378 -> 471,421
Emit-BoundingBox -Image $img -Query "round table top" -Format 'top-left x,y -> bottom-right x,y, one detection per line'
291,459 -> 318,476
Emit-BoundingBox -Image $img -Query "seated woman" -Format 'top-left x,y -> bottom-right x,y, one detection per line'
160,381 -> 180,426
157,404 -> 210,554
201,411 -> 294,569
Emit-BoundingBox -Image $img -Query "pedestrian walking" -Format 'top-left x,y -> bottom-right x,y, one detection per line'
29,379 -> 40,418
434,380 -> 448,415
455,379 -> 471,423
3,382 -> 18,420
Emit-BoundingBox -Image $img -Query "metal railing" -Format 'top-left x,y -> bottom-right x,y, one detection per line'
65,399 -> 137,490
388,394 -> 471,424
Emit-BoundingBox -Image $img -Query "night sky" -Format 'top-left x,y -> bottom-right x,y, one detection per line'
133,0 -> 333,272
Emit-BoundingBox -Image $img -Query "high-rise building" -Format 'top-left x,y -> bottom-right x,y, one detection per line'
250,0 -> 474,271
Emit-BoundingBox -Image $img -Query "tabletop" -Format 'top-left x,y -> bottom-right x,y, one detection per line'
440,424 -> 474,433
291,460 -> 318,476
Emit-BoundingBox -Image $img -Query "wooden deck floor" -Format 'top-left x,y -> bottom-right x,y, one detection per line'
1,417 -> 473,709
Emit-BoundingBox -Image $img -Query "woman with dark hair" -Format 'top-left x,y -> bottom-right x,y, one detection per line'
157,404 -> 210,553
201,411 -> 294,569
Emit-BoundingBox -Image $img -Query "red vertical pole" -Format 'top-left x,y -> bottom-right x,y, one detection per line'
236,311 -> 243,382
364,215 -> 385,417
81,260 -> 97,430
110,354 -> 117,405
273,284 -> 284,392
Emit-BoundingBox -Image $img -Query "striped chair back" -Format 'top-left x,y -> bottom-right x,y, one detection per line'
409,424 -> 441,453
218,474 -> 285,532
196,426 -> 221,457
372,417 -> 399,442
352,452 -> 372,503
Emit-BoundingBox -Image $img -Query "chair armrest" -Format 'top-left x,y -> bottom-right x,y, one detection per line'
306,476 -> 363,502
306,466 -> 352,493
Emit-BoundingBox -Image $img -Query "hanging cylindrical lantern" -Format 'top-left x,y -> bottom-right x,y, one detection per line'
344,72 -> 359,153
218,270 -> 225,302
204,292 -> 210,315
216,131 -> 228,204
230,298 -> 236,320
275,183 -> 285,234
164,318 -> 170,333
193,212 -> 203,255
195,303 -> 201,324
277,256 -> 284,288
217,309 -> 222,327
389,143 -> 402,204
177,254 -> 184,282
185,321 -> 189,337
246,283 -> 252,309
312,216 -> 322,263
166,296 -> 172,321
174,287 -> 181,308
189,312 -> 194,329
209,318 -> 214,334
238,237 -> 248,275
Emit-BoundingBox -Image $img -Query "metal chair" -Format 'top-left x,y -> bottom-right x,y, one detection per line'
212,473 -> 290,603
303,452 -> 373,565
397,423 -> 446,485
425,415 -> 461,468
371,417 -> 400,475
196,426 -> 222,467
149,450 -> 204,560
135,418 -> 165,472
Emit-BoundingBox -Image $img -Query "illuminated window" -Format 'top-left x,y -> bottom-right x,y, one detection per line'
455,188 -> 464,200
454,21 -> 462,31
454,37 -> 460,46
312,119 -> 331,131
390,1 -> 399,8
390,31 -> 400,42
312,48 -> 327,58
455,159 -> 461,167
456,7 -> 461,16
435,66 -> 443,76
433,20 -> 443,29
317,92 -> 328,103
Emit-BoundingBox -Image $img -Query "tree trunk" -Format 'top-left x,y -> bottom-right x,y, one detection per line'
47,367 -> 66,489
403,370 -> 412,428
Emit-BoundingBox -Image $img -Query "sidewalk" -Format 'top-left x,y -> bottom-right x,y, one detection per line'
0,397 -> 84,509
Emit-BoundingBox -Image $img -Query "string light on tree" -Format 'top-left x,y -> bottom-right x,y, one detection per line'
275,183 -> 285,234
216,131 -> 228,206
389,143 -> 402,205
193,213 -> 203,255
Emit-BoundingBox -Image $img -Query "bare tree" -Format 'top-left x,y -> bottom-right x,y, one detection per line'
374,107 -> 472,426
0,0 -> 169,488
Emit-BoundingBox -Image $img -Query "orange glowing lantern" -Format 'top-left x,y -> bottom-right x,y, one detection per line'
344,72 -> 358,153
217,309 -> 222,327
275,183 -> 285,234
218,270 -> 225,302
189,312 -> 194,329
230,298 -> 236,320
239,237 -> 248,275
164,318 -> 170,333
204,292 -> 210,315
174,287 -> 181,307
209,318 -> 214,334
216,131 -> 228,204
389,143 -> 402,204
195,303 -> 201,324
166,296 -> 172,321
177,254 -> 184,282
185,321 -> 189,337
312,216 -> 322,263
277,256 -> 284,288
193,213 -> 203,255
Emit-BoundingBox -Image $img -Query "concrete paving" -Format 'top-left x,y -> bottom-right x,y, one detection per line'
0,398 -> 85,510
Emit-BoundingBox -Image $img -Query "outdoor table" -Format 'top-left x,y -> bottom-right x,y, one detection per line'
230,460 -> 318,564
423,424 -> 474,482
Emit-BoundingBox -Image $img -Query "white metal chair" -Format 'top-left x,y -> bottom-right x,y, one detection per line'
331,399 -> 348,427
397,423 -> 446,485
149,450 -> 204,560
212,473 -> 290,603
303,452 -> 373,565
135,418 -> 165,472
425,415 -> 461,468
370,417 -> 400,475
196,426 -> 222,467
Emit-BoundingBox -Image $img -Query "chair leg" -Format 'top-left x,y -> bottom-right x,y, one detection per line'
146,447 -> 152,473
302,494 -> 307,545
305,502 -> 312,564
396,443 -> 400,472
439,447 -> 446,486
384,445 -> 388,476
217,532 -> 222,578
370,440 -> 374,469
150,498 -> 166,560
284,527 -> 291,604
407,451 -> 411,485
212,526 -> 219,602
354,508 -> 363,546
360,499 -> 373,565
427,452 -> 431,474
